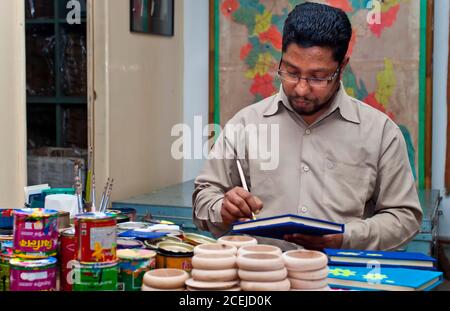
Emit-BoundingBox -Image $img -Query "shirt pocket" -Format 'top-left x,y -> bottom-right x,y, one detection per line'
322,159 -> 371,218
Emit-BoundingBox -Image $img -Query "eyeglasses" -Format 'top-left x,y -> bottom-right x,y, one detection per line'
277,64 -> 341,88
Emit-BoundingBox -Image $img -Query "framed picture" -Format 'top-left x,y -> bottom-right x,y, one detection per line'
130,0 -> 174,36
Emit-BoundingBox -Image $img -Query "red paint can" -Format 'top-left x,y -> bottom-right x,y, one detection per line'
60,227 -> 75,291
75,213 -> 117,264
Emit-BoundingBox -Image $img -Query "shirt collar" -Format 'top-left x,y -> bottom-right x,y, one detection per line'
263,82 -> 361,124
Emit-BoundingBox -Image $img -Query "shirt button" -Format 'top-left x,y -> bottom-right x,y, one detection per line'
301,206 -> 308,213
305,129 -> 311,135
303,165 -> 310,172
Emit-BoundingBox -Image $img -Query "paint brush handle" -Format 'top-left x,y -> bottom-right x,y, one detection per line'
236,160 -> 256,220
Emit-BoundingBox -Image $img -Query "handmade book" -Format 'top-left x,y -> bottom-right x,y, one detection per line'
231,214 -> 344,239
327,266 -> 443,291
325,249 -> 437,270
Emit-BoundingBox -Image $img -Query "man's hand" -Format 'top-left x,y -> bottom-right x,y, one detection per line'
283,234 -> 343,251
221,187 -> 263,226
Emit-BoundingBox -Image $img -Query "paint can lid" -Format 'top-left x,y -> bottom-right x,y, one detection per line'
14,208 -> 58,218
118,249 -> 156,260
75,212 -> 117,220
10,257 -> 57,268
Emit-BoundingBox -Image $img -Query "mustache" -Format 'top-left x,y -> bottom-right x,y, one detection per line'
290,97 -> 316,104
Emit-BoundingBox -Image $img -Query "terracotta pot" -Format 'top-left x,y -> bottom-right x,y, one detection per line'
237,244 -> 282,256
282,250 -> 328,272
241,279 -> 291,291
217,235 -> 257,248
237,253 -> 285,271
143,268 -> 189,289
194,243 -> 237,256
191,253 -> 236,270
238,268 -> 287,282
191,268 -> 238,282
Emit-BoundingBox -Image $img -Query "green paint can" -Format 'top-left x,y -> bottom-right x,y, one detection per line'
0,255 -> 11,291
117,249 -> 156,291
73,261 -> 118,291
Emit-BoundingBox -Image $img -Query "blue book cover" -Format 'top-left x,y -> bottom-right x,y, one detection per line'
325,249 -> 436,270
231,214 -> 344,239
328,266 -> 443,291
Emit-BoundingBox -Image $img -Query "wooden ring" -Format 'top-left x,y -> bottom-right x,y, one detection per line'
237,253 -> 285,271
238,268 -> 287,282
288,267 -> 329,280
289,277 -> 328,290
240,279 -> 291,291
237,244 -> 282,256
191,268 -> 238,282
194,243 -> 237,256
282,250 -> 328,272
143,268 -> 189,289
191,253 -> 236,270
218,235 -> 258,249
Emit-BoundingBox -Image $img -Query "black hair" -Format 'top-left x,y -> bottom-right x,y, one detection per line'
282,2 -> 352,63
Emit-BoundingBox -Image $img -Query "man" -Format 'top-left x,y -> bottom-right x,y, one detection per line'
193,2 -> 422,251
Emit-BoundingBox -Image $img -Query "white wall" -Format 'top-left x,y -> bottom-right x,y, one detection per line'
91,0 -> 185,201
182,0 -> 210,182
0,1 -> 27,207
432,0 -> 450,239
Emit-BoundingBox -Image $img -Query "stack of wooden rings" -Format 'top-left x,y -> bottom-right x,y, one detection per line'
186,243 -> 240,291
141,268 -> 189,291
282,250 -> 330,291
217,235 -> 257,249
237,245 -> 290,291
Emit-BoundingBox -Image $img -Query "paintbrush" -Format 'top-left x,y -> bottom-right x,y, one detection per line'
102,178 -> 114,213
85,146 -> 93,203
99,178 -> 109,213
91,173 -> 96,212
236,159 -> 256,221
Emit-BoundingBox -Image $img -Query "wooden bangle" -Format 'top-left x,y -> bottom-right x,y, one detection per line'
143,268 -> 189,289
141,284 -> 185,291
282,250 -> 328,272
237,253 -> 285,271
187,286 -> 241,291
218,235 -> 258,249
240,279 -> 291,291
237,244 -> 282,257
288,267 -> 329,280
289,277 -> 328,290
291,285 -> 331,291
191,268 -> 238,282
194,243 -> 237,256
238,268 -> 287,282
185,278 -> 239,290
191,253 -> 236,270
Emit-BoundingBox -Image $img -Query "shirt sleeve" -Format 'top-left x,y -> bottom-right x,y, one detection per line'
192,129 -> 244,238
342,124 -> 423,251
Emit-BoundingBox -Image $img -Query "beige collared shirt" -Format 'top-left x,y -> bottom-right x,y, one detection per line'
193,83 -> 422,251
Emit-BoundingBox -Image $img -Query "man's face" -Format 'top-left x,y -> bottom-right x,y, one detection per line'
280,44 -> 346,117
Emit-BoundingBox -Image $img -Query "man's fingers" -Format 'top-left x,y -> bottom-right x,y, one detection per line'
221,208 -> 235,225
233,187 -> 263,214
227,191 -> 252,217
225,202 -> 247,219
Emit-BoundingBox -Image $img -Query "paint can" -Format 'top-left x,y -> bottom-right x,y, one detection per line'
57,211 -> 71,230
117,239 -> 144,250
0,255 -> 11,291
9,257 -> 57,291
117,249 -> 156,291
156,242 -> 194,273
143,236 -> 183,251
59,227 -> 76,291
183,233 -> 217,246
74,212 -> 117,263
0,235 -> 13,257
72,261 -> 118,291
13,208 -> 59,259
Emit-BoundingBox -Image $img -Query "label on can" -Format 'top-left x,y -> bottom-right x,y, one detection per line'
13,209 -> 58,259
0,256 -> 10,291
72,261 -> 118,291
60,228 -> 75,291
75,213 -> 117,263
9,257 -> 57,291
